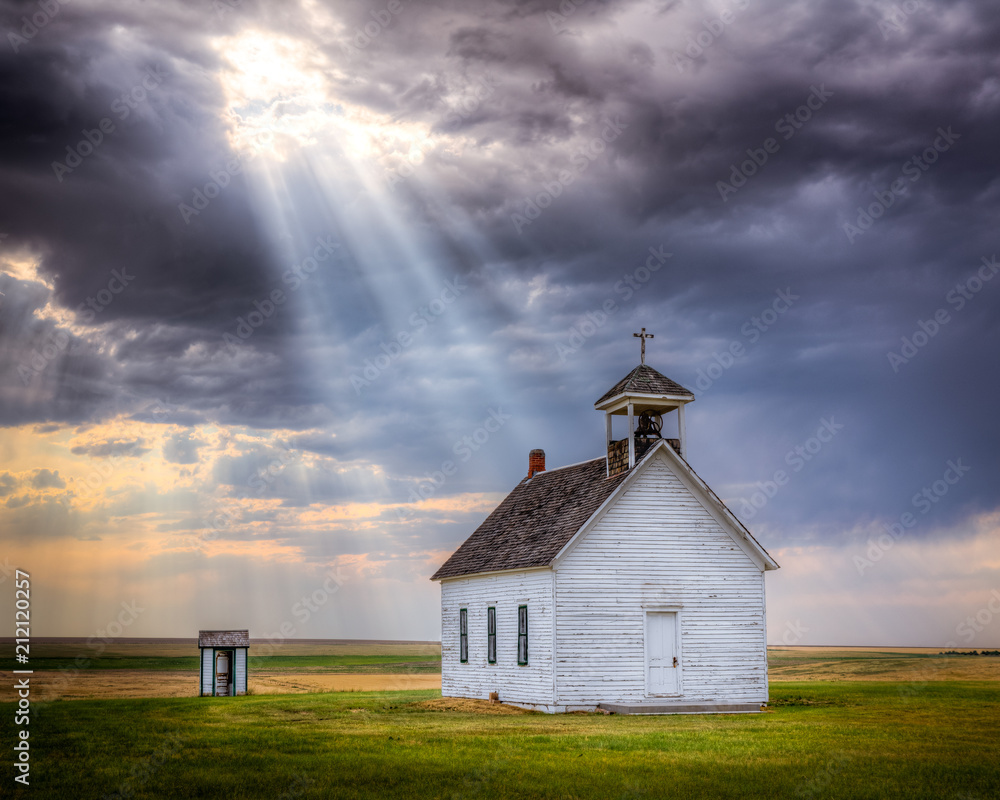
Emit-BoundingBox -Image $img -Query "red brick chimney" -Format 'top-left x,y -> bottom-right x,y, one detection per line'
528,449 -> 545,478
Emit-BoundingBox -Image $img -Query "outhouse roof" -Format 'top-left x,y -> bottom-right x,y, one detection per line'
198,630 -> 250,648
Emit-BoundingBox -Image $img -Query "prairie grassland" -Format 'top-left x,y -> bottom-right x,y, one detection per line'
768,646 -> 1000,682
2,642 -> 997,701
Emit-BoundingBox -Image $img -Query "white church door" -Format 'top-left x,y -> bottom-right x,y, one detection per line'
646,612 -> 680,695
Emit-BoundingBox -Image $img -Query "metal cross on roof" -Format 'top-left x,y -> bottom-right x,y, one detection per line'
633,328 -> 654,365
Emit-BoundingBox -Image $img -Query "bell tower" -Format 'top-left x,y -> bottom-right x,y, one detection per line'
594,330 -> 694,476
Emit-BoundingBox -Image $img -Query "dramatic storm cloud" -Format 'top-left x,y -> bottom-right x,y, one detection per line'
0,0 -> 997,645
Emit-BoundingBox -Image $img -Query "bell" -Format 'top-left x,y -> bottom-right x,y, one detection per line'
635,411 -> 662,439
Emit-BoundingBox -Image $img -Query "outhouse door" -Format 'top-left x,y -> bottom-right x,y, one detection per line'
215,651 -> 232,696
646,612 -> 680,695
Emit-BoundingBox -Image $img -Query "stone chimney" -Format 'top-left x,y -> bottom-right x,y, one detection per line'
528,449 -> 545,478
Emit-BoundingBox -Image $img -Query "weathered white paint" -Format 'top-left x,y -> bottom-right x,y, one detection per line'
437,444 -> 773,713
200,648 -> 214,696
199,647 -> 248,696
553,451 -> 768,707
235,648 -> 247,695
440,569 -> 554,707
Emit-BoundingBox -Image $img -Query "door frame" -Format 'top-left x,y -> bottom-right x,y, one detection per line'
212,649 -> 235,697
642,606 -> 683,698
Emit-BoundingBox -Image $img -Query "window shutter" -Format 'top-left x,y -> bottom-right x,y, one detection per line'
487,607 -> 496,663
517,605 -> 528,665
459,608 -> 468,663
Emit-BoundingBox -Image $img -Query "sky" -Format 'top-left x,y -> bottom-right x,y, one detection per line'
0,0 -> 997,647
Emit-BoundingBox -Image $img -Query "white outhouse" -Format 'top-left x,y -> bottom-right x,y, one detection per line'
198,630 -> 249,697
431,362 -> 779,713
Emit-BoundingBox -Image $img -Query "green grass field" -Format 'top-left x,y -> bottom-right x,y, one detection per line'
4,681 -> 998,799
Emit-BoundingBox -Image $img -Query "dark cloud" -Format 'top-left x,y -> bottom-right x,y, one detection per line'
161,432 -> 205,464
0,0 -> 996,556
0,472 -> 16,496
71,438 -> 150,458
30,468 -> 65,489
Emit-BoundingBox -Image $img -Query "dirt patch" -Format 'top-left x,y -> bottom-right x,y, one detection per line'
251,672 -> 439,695
411,697 -> 537,714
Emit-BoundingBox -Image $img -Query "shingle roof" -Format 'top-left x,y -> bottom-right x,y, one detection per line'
430,458 -> 629,581
595,364 -> 693,407
198,630 -> 249,648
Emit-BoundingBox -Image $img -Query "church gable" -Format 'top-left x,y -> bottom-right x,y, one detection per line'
554,446 -> 767,573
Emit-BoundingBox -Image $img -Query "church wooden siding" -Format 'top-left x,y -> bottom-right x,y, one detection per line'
440,569 -> 554,707
553,453 -> 768,706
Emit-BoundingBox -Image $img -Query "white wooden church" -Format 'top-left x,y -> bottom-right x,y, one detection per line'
431,345 -> 779,714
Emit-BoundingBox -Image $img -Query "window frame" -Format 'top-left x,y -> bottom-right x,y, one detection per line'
517,605 -> 528,666
487,606 -> 497,664
459,607 -> 468,663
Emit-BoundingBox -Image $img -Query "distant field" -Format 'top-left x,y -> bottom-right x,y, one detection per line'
768,646 -> 1000,682
1,637 -> 440,666
2,641 -> 998,701
1,682 -> 996,799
